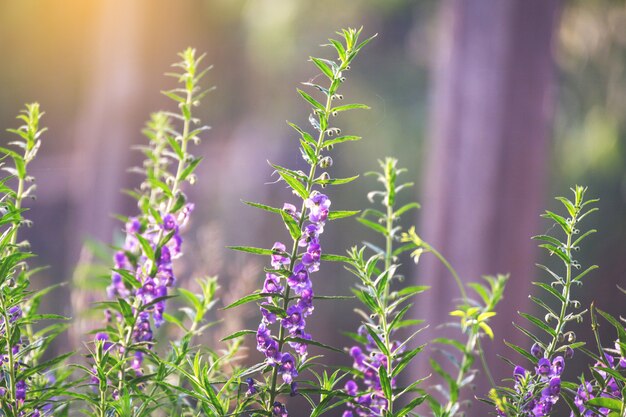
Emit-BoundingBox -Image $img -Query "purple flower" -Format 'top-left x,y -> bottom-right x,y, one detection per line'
245,378 -> 257,396
271,242 -> 290,269
345,380 -> 358,396
287,263 -> 310,293
305,193 -> 331,223
272,402 -> 288,417
536,358 -> 551,378
282,305 -> 306,333
16,380 -> 26,403
551,356 -> 565,376
513,366 -> 527,381
95,332 -> 113,351
279,353 -> 298,384
263,273 -> 284,296
162,213 -> 177,231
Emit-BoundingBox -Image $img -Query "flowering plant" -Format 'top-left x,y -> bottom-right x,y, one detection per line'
0,25 -> 624,417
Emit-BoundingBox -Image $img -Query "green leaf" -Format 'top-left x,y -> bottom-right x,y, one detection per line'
118,299 -> 133,324
221,329 -> 256,342
395,202 -> 421,218
541,211 -> 571,234
277,170 -> 308,199
379,366 -> 393,401
320,253 -> 351,263
242,200 -> 282,214
518,312 -> 557,337
281,210 -> 301,241
180,157 -> 203,182
392,344 -> 425,377
298,89 -> 325,112
357,217 -> 387,235
287,121 -> 316,145
227,246 -> 273,256
223,292 -> 278,310
314,175 -> 359,186
327,210 -> 360,221
532,282 -> 566,303
331,103 -> 370,113
310,57 -> 334,79
586,397 -> 623,412
135,233 -> 155,260
322,135 -> 361,149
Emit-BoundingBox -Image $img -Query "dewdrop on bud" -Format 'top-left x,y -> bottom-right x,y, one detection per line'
332,111 -> 338,117
326,144 -> 334,150
319,156 -> 333,168
340,77 -> 346,82
567,332 -> 576,343
331,94 -> 343,100
557,333 -> 565,343
345,65 -> 351,71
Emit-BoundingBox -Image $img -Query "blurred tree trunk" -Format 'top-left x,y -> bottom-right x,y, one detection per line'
416,0 -> 559,410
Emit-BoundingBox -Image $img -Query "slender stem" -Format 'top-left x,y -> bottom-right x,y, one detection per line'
546,212 -> 576,358
426,245 -> 467,302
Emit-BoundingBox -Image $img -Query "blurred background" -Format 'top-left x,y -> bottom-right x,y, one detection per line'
0,0 -> 625,415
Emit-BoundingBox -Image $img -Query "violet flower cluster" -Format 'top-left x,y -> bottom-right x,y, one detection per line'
255,191 -> 330,414
497,344 -> 570,417
343,327 -> 400,417
104,204 -> 193,372
571,350 -> 626,417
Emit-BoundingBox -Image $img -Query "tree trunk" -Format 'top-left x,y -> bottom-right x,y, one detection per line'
416,0 -> 559,412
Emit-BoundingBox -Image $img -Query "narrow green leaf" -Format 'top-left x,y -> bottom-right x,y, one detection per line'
242,200 -> 282,214
331,103 -> 370,113
227,246 -> 273,256
322,135 -> 361,149
298,89 -> 325,112
310,57 -> 334,79
327,210 -> 360,221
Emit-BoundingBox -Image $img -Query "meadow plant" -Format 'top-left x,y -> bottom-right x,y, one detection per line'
488,186 -> 598,417
0,25 -> 625,417
80,48 -> 225,417
226,27 -> 375,416
0,104 -> 70,416
342,158 -> 506,417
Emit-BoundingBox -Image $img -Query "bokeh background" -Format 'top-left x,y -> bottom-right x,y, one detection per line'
0,0 -> 625,415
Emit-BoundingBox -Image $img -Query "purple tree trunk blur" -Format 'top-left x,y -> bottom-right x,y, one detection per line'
416,0 -> 559,412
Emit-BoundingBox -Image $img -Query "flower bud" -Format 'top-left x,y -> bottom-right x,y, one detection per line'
319,156 -> 333,168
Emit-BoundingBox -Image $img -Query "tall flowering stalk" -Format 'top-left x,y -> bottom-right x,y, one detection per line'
87,48 -> 212,416
226,27 -> 375,416
342,158 -> 428,417
343,158 -> 506,417
0,104 -> 70,416
489,186 -> 597,417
